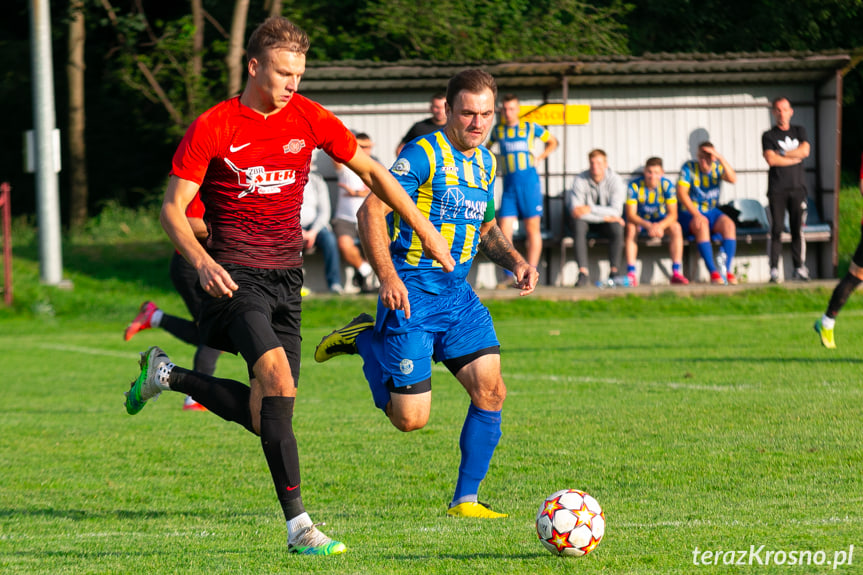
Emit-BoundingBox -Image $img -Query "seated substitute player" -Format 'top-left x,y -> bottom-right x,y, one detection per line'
676,141 -> 738,284
315,69 -> 539,519
566,149 -> 626,286
814,151 -> 863,348
121,16 -> 454,557
624,157 -> 688,286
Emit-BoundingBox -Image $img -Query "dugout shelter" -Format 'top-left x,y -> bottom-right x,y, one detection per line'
299,51 -> 857,289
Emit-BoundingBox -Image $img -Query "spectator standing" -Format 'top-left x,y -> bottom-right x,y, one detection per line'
396,92 -> 447,155
333,133 -> 376,292
676,142 -> 738,284
762,96 -> 811,282
301,170 -> 342,294
624,157 -> 689,286
566,149 -> 626,287
488,94 -> 558,286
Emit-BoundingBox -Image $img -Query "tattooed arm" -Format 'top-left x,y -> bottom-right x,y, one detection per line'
479,220 -> 539,296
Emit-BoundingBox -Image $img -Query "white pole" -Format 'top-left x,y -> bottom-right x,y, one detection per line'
29,0 -> 64,285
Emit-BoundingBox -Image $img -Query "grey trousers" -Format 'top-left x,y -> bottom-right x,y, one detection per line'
573,219 -> 624,272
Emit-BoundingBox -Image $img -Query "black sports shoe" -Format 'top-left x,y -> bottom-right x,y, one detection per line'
314,313 -> 375,363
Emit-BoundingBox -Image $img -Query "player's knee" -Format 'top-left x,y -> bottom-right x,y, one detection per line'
471,381 -> 506,411
390,411 -> 429,432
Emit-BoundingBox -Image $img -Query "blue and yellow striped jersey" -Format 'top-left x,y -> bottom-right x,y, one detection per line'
488,121 -> 550,176
677,160 -> 725,213
388,130 -> 497,294
627,176 -> 677,222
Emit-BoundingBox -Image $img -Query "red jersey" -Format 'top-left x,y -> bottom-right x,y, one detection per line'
172,95 -> 357,269
185,192 -> 205,219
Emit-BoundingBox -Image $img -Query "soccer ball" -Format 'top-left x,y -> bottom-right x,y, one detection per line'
536,489 -> 605,557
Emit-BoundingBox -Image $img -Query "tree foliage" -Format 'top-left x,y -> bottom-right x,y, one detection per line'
357,0 -> 630,60
1,0 -> 862,223
625,0 -> 863,55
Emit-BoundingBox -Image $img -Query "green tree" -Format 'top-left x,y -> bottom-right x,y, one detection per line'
625,0 -> 863,54
356,0 -> 631,60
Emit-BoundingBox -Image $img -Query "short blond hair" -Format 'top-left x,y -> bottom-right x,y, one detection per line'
246,16 -> 310,61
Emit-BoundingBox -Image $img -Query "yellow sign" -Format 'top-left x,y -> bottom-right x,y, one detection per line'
520,104 -> 590,126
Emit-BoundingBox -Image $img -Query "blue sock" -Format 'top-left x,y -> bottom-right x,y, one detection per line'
722,238 -> 737,271
672,262 -> 682,275
697,241 -> 717,273
627,265 -> 636,274
356,330 -> 390,413
452,403 -> 502,505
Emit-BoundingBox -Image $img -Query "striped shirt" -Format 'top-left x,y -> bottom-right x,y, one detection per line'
677,160 -> 725,214
488,120 -> 550,176
388,130 -> 497,294
627,176 -> 677,222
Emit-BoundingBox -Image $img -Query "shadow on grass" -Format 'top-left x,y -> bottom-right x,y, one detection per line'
385,552 -> 544,561
0,506 -> 256,521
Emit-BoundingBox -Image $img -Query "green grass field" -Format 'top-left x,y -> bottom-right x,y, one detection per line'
2,291 -> 862,574
2,190 -> 863,574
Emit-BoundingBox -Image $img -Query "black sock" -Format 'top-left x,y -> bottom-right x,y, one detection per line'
159,314 -> 199,346
826,274 -> 862,318
169,367 -> 253,433
260,396 -> 305,521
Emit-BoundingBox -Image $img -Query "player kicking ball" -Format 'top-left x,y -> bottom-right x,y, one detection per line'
315,69 -> 539,519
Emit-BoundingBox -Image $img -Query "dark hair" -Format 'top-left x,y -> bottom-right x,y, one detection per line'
446,69 -> 497,109
246,16 -> 310,61
502,93 -> 519,104
355,132 -> 371,141
588,149 -> 607,160
432,92 -> 447,102
698,141 -> 714,151
645,157 -> 663,168
771,96 -> 791,109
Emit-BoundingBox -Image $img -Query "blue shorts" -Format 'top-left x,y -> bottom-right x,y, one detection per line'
499,171 -> 543,220
373,282 -> 499,389
678,207 -> 725,238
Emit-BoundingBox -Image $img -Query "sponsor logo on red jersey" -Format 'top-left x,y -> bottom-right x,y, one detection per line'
224,157 -> 297,198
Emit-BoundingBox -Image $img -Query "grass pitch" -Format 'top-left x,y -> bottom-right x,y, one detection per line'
1,290 -> 862,574
2,195 -> 863,573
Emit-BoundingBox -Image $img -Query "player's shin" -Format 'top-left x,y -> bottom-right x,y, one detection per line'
827,273 -> 863,318
452,403 -> 502,505
260,396 -> 305,521
169,367 -> 253,432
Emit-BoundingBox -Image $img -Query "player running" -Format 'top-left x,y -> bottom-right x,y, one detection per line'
315,69 -> 539,519
122,16 -> 453,556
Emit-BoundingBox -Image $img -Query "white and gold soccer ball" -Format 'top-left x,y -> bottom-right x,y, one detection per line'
535,489 -> 605,557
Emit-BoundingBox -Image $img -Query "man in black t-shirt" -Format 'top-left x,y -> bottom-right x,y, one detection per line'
395,92 -> 447,155
762,96 -> 811,282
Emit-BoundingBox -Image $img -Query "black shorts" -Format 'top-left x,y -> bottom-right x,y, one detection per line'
197,264 -> 303,382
